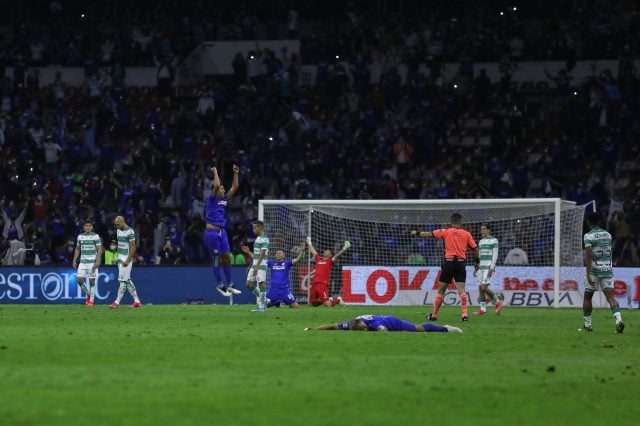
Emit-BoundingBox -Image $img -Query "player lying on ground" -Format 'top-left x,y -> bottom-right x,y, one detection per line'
304,315 -> 463,333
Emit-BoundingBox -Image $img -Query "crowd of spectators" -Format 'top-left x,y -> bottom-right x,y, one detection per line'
0,0 -> 639,267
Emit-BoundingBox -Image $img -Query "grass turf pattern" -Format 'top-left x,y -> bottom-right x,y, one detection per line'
0,305 -> 638,426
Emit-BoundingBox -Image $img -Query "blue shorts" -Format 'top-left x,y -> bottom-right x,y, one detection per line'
266,289 -> 297,306
379,316 -> 418,332
204,228 -> 230,256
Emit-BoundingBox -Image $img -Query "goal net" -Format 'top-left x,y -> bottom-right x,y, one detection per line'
258,199 -> 588,308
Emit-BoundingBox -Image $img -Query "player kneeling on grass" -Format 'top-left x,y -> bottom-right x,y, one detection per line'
304,315 -> 462,333
265,243 -> 306,308
306,237 -> 349,307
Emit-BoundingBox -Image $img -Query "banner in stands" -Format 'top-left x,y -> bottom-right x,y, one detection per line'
341,266 -> 640,308
0,267 -> 256,305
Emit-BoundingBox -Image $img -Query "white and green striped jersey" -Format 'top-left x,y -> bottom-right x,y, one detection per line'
478,236 -> 499,271
584,227 -> 613,278
252,234 -> 269,271
117,227 -> 136,264
76,232 -> 102,264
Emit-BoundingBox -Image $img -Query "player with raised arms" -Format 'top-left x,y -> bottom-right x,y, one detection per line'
306,237 -> 350,307
265,243 -> 306,308
204,164 -> 241,297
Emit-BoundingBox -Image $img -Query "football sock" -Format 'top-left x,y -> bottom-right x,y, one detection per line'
115,282 -> 127,304
479,301 -> 487,311
79,282 -> 89,295
213,266 -> 222,284
421,323 -> 447,332
89,281 -> 96,302
251,286 -> 260,297
223,265 -> 232,284
492,294 -> 500,303
330,297 -> 340,306
460,293 -> 469,317
433,294 -> 444,316
612,307 -> 622,323
258,290 -> 266,309
126,280 -> 140,303
583,312 -> 592,327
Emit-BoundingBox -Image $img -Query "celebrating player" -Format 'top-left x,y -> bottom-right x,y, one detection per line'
109,216 -> 142,308
582,212 -> 624,333
411,212 -> 479,322
204,165 -> 241,297
243,220 -> 269,312
265,243 -> 306,308
304,315 -> 462,333
474,223 -> 503,315
306,237 -> 350,307
72,219 -> 103,306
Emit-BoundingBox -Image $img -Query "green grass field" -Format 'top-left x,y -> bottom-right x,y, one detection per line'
0,304 -> 638,426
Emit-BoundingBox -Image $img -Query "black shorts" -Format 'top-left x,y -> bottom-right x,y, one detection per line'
440,260 -> 467,284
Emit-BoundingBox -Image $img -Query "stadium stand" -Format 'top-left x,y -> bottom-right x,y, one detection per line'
0,0 -> 638,266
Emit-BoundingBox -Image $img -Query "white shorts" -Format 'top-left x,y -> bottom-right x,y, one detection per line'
118,262 -> 133,281
246,269 -> 267,284
478,269 -> 493,285
77,264 -> 98,279
585,274 -> 613,292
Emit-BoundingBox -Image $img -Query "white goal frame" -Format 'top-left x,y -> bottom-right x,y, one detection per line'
259,198 -> 585,308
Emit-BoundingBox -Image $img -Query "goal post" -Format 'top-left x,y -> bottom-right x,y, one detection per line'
258,198 -> 588,308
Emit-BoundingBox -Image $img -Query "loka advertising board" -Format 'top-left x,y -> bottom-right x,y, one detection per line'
341,266 -> 640,308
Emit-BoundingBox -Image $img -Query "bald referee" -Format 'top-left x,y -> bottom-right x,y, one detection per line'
411,213 -> 479,322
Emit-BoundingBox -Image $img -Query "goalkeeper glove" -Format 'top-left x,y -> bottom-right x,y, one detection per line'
306,236 -> 312,245
343,240 -> 351,250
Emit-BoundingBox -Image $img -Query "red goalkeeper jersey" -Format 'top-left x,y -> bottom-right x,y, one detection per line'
312,254 -> 334,286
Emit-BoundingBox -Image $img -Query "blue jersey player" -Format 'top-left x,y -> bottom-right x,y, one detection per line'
204,164 -> 240,297
266,243 -> 306,308
305,315 -> 463,333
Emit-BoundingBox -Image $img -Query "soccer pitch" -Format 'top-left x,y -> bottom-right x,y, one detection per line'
0,305 -> 638,426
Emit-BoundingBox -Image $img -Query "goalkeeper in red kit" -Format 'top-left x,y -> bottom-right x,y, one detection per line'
306,237 -> 350,306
